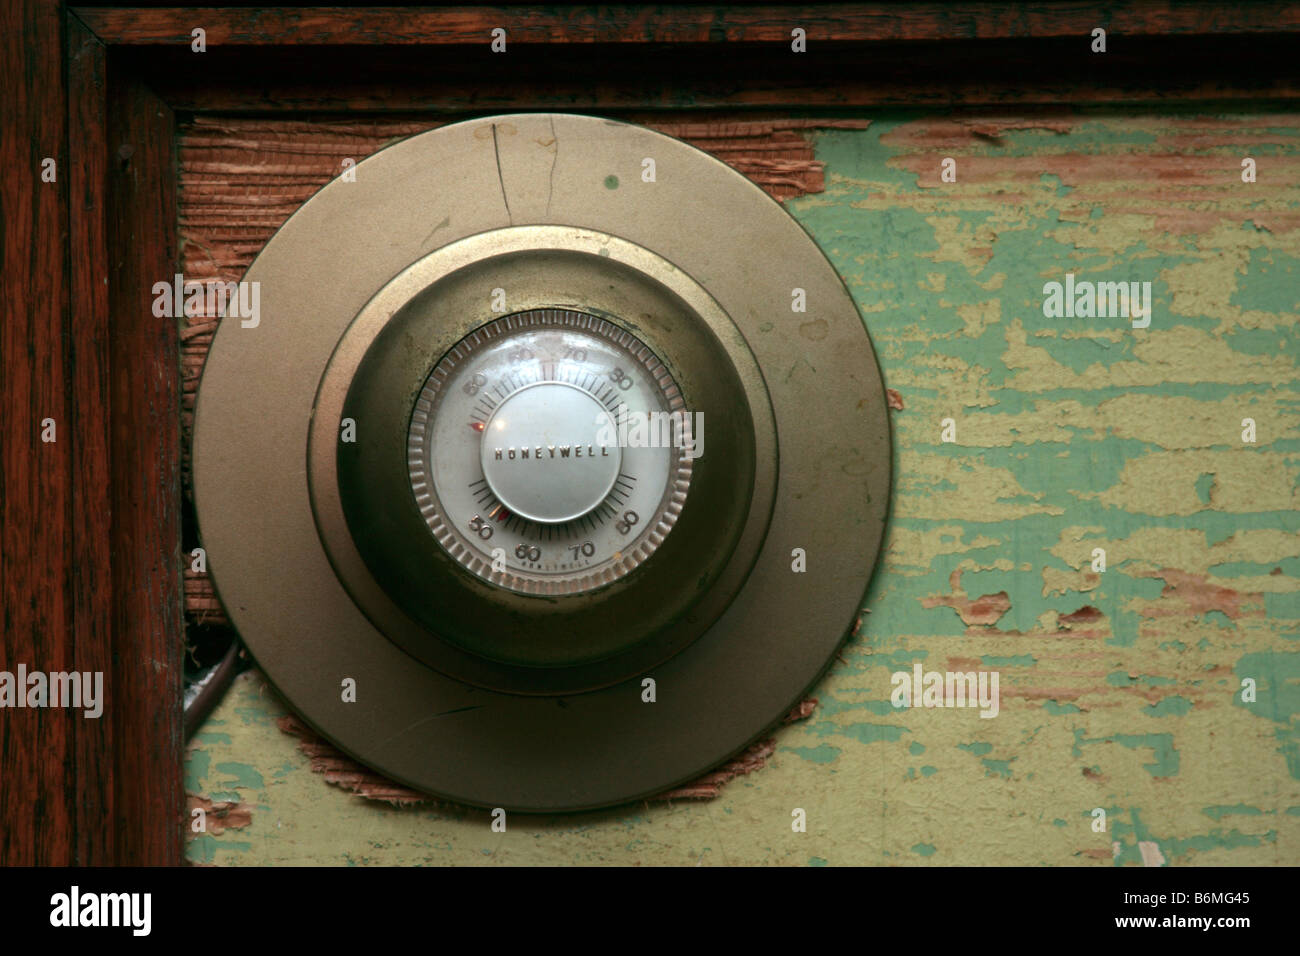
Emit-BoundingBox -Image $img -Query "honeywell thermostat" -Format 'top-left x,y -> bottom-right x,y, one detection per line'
192,113 -> 891,810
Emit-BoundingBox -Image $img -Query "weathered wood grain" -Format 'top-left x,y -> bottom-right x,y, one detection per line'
105,74 -> 185,866
0,0 -> 76,866
66,11 -> 116,868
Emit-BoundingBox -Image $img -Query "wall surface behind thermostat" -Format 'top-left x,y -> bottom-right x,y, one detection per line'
187,114 -> 1300,866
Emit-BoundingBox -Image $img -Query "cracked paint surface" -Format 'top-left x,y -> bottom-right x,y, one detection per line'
188,111 -> 1298,865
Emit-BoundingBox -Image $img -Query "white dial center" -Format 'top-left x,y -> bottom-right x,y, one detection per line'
409,308 -> 690,595
480,381 -> 622,524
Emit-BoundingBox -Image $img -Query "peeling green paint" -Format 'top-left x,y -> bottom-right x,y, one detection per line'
982,654 -> 1036,667
214,762 -> 265,791
819,722 -> 909,746
1203,804 -> 1265,821
1043,700 -> 1082,715
1145,696 -> 1193,717
1108,807 -> 1281,865
1194,472 -> 1215,505
1233,651 -> 1300,779
982,758 -> 1015,779
781,744 -> 841,764
1074,730 -> 1180,777
184,746 -> 210,794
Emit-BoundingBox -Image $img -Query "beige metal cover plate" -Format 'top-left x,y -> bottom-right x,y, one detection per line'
193,113 -> 891,810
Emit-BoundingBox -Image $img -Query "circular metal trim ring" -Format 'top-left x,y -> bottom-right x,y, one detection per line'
314,229 -> 775,683
192,113 -> 892,811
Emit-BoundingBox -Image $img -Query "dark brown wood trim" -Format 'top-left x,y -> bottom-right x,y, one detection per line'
145,59 -> 1300,114
66,10 -> 117,867
0,0 -> 76,866
105,66 -> 185,866
2,1 -> 184,868
122,23 -> 1300,114
70,3 -> 1300,47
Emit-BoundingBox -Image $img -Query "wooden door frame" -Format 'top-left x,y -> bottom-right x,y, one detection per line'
3,2 -> 1298,865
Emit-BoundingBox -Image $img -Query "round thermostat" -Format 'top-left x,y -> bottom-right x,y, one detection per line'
193,113 -> 891,810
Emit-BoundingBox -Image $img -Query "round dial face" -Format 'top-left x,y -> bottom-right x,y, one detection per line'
407,309 -> 692,595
